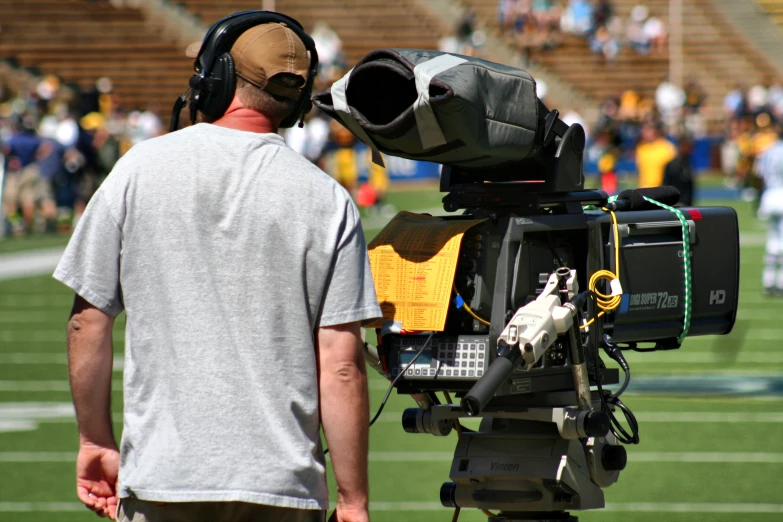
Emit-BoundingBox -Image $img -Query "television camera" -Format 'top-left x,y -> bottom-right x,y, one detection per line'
331,77 -> 739,521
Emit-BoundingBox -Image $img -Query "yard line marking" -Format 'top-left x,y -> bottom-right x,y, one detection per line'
18,409 -> 783,428
0,295 -> 73,307
0,501 -> 782,513
0,403 -> 117,433
4,451 -> 783,464
0,452 -> 75,462
0,380 -> 122,391
629,452 -> 783,463
360,451 -> 783,463
0,402 -> 76,433
0,420 -> 37,432
635,411 -> 783,422
626,352 -> 783,363
376,411 -> 783,423
0,502 -> 86,512
0,354 -> 124,369
0,402 -> 75,418
0,312 -> 61,323
0,353 -> 67,364
0,352 -> 759,367
605,502 -> 783,513
0,247 -> 65,281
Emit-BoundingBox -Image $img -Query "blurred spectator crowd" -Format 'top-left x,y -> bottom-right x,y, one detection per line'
721,83 -> 783,200
494,1 -> 667,63
4,15 -> 783,239
0,71 -> 163,236
0,23 -> 393,238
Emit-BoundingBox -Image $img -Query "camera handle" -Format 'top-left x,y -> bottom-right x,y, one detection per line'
461,271 -> 597,417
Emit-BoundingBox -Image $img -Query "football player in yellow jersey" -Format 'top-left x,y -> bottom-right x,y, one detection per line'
635,121 -> 677,188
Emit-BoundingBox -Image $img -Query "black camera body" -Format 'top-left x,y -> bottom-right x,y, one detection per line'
379,113 -> 739,404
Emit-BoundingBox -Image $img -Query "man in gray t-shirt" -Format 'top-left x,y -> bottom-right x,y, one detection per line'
54,13 -> 380,522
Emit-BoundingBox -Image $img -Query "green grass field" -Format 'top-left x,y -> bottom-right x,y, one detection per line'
1,186 -> 782,521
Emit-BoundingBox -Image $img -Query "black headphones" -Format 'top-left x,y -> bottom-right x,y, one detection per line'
170,10 -> 319,132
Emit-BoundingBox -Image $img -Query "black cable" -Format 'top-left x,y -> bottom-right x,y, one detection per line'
369,333 -> 434,427
602,335 -> 630,398
594,351 -> 638,444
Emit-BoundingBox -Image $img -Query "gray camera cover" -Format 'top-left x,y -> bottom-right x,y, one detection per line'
312,49 -> 543,169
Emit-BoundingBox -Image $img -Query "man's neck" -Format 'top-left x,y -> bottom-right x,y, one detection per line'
212,97 -> 278,134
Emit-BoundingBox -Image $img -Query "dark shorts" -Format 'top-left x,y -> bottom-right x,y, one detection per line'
117,497 -> 326,522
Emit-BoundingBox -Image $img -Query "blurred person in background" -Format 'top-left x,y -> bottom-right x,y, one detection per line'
310,22 -> 345,76
683,79 -> 707,139
39,102 -> 79,149
324,118 -> 360,195
755,125 -> 783,295
721,118 -> 742,188
593,0 -> 613,29
655,80 -> 685,136
663,136 -> 695,206
747,84 -> 768,116
636,120 -> 676,188
642,11 -> 666,55
284,109 -> 330,165
560,0 -> 594,37
627,5 -> 652,55
724,84 -> 746,120
2,115 -> 42,234
735,116 -> 758,200
498,0 -> 515,31
589,23 -> 620,61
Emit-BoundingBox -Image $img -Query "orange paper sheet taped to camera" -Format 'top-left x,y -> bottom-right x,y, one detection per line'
367,211 -> 486,332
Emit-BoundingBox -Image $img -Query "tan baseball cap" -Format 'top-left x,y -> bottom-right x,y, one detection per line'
186,22 -> 309,100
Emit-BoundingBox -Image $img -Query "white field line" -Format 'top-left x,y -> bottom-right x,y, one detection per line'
8,351 -> 783,368
5,329 -> 782,343
0,354 -> 124,369
0,503 -> 86,512
0,312 -> 65,323
3,451 -> 783,464
7,328 -> 783,344
736,310 -> 783,320
3,501 -> 781,513
0,247 -> 65,281
375,411 -> 783,423
0,296 -> 73,307
0,380 -> 122,391
4,400 -> 783,427
366,502 -> 783,512
605,502 -> 783,513
623,352 -> 783,363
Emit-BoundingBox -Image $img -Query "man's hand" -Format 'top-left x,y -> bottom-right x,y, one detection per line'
329,504 -> 370,522
76,441 -> 120,519
67,295 -> 119,519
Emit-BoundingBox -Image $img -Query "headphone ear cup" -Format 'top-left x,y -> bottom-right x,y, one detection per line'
199,53 -> 236,118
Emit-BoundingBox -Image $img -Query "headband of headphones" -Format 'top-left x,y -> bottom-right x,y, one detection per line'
169,10 -> 319,131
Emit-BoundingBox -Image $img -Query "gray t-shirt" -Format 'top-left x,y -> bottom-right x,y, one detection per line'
54,123 -> 381,508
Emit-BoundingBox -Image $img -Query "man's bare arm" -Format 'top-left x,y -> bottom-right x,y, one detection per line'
317,321 -> 370,519
68,295 -> 116,447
